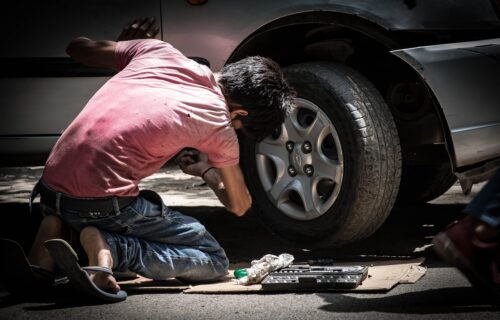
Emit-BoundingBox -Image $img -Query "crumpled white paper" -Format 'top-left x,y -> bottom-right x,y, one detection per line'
236,253 -> 294,285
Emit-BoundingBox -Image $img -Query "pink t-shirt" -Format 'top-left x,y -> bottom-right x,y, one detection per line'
43,39 -> 239,197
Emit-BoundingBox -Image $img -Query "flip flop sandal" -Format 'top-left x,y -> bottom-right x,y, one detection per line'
44,239 -> 127,303
0,238 -> 59,297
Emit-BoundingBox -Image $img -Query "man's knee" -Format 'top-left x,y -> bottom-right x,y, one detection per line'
210,252 -> 229,279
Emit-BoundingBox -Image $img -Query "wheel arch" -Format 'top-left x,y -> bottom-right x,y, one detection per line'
227,11 -> 398,65
227,10 -> 455,172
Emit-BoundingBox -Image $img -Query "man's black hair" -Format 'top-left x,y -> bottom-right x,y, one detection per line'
219,56 -> 295,141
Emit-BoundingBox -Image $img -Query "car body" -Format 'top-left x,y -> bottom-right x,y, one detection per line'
1,0 -> 500,246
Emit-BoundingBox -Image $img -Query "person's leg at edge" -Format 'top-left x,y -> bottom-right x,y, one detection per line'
79,226 -> 120,293
28,215 -> 64,271
475,222 -> 499,243
433,169 -> 500,299
465,169 -> 500,243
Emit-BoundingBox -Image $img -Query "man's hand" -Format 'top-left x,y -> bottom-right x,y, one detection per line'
175,149 -> 251,216
66,17 -> 160,70
176,149 -> 212,177
117,17 -> 160,41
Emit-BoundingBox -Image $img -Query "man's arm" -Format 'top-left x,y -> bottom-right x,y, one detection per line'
205,165 -> 252,216
66,38 -> 117,70
65,17 -> 160,70
177,150 -> 252,216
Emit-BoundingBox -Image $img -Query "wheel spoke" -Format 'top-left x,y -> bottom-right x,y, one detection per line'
305,112 -> 329,142
313,153 -> 342,184
266,122 -> 290,145
269,174 -> 294,206
284,111 -> 302,141
297,177 -> 322,219
255,139 -> 288,162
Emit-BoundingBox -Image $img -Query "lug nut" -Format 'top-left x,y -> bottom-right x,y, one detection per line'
288,166 -> 297,177
302,141 -> 312,153
304,165 -> 314,177
286,141 -> 295,153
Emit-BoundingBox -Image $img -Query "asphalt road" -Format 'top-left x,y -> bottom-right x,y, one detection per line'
0,167 -> 498,320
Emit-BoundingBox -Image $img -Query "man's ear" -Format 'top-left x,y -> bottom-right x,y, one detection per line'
229,108 -> 248,120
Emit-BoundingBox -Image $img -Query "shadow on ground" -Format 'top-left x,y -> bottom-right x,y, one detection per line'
316,287 -> 499,314
185,202 -> 468,263
0,199 -> 467,264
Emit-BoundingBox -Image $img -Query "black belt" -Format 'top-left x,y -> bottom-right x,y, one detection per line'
31,180 -> 136,218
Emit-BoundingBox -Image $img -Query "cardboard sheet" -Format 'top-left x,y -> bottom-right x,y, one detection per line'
119,277 -> 189,292
119,258 -> 426,294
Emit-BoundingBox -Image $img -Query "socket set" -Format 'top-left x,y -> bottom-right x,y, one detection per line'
261,265 -> 369,290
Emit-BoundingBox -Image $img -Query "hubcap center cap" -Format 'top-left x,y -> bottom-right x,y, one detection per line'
289,144 -> 312,175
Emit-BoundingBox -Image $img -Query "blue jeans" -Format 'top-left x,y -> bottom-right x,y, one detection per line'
464,169 -> 500,229
40,190 -> 229,282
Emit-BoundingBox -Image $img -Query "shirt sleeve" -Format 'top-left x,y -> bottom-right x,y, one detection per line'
115,39 -> 179,71
203,127 -> 240,168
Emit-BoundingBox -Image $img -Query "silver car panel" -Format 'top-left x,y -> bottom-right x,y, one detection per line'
391,38 -> 500,168
0,77 -> 109,136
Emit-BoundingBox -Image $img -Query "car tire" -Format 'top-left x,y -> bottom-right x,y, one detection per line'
396,163 -> 457,205
240,62 -> 402,247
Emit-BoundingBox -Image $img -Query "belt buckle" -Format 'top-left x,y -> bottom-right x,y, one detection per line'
86,211 -> 107,219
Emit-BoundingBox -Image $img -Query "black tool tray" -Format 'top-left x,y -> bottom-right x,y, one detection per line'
261,264 -> 368,290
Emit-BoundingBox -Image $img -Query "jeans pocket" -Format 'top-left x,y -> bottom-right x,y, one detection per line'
128,190 -> 165,220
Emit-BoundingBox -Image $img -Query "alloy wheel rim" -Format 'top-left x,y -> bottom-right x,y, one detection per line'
255,98 -> 344,221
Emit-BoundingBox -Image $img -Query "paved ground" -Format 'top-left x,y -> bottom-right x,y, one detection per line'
0,166 -> 220,206
0,167 -> 498,320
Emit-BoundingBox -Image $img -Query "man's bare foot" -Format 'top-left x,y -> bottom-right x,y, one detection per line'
29,215 -> 65,271
89,271 -> 121,293
80,226 -> 120,293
